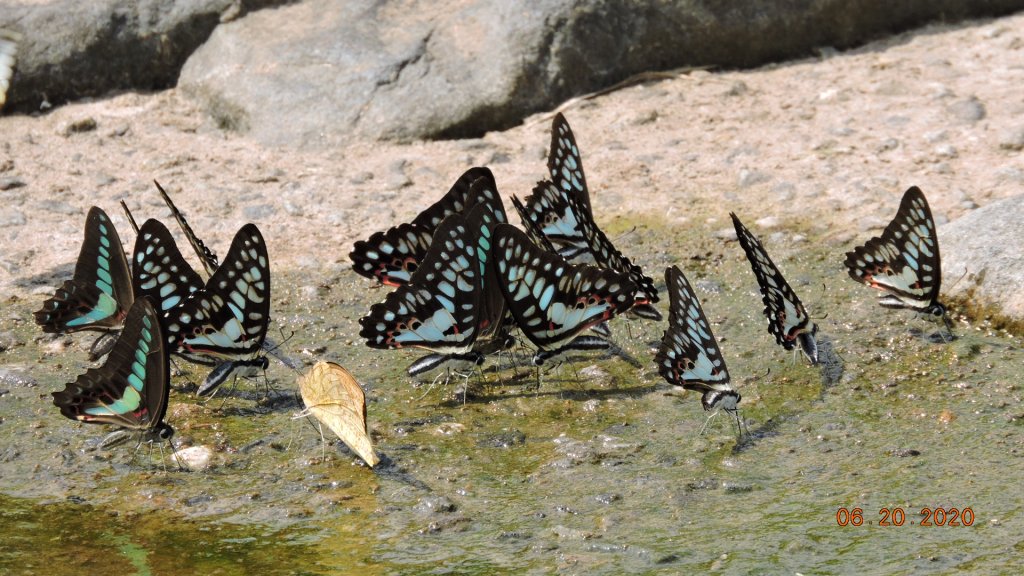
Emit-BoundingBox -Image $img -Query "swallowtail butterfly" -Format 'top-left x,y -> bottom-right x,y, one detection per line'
350,167 -> 498,286
492,223 -> 637,365
843,186 -> 951,331
655,265 -> 740,414
132,218 -> 205,315
0,29 -> 18,110
730,213 -> 818,364
359,206 -> 498,376
165,224 -> 272,395
52,296 -> 174,446
512,115 -> 661,320
35,207 -> 134,335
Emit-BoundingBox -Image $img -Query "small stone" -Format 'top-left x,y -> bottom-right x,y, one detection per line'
755,216 -> 779,228
714,227 -> 738,240
0,368 -> 36,388
947,96 -> 986,124
478,430 -> 525,448
934,144 -> 958,158
724,80 -> 748,96
888,448 -> 922,457
998,128 -> 1024,151
738,169 -> 770,188
349,171 -> 373,184
0,176 -> 26,190
0,332 -> 20,352
173,445 -> 215,471
242,204 -> 276,219
0,209 -> 26,226
415,496 -> 456,515
62,117 -> 98,135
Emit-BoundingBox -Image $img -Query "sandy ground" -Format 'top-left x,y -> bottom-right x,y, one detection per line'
2,13 -> 1023,303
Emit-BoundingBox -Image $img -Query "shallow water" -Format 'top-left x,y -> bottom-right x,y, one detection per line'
1,217 -> 1021,575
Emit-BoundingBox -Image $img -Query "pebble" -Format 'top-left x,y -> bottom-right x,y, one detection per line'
0,176 -> 26,190
934,144 -> 958,158
0,368 -> 37,387
946,96 -> 986,124
242,204 -> 276,219
998,127 -> 1024,151
0,209 -> 26,226
738,169 -> 770,188
61,117 -> 98,136
0,331 -> 21,352
173,445 -> 215,471
45,201 -> 81,215
477,430 -> 525,448
755,216 -> 779,228
414,495 -> 456,515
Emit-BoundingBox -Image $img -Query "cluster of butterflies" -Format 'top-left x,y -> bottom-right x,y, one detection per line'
37,183 -> 274,448
352,113 -> 953,431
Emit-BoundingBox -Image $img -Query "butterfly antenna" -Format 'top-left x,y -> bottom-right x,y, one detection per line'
120,200 -> 140,235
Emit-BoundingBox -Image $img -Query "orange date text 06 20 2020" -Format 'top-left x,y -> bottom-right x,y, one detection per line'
835,507 -> 975,527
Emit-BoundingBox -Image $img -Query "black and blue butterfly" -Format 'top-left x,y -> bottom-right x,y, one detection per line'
731,213 -> 819,364
359,185 -> 510,376
163,223 -> 273,395
492,223 -> 637,366
844,186 -> 952,336
51,296 -> 174,447
655,265 -> 741,419
512,114 -> 661,320
350,167 -> 498,287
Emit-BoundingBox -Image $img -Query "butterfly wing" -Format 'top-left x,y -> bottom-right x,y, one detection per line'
730,213 -> 817,361
512,181 -> 589,262
166,224 -> 271,361
132,219 -> 205,314
844,186 -> 942,311
35,207 -> 134,333
462,176 -> 512,347
359,213 -> 482,353
154,180 -> 219,276
548,113 -> 593,216
655,266 -> 736,410
350,167 -> 493,286
0,29 -> 19,110
52,297 -> 170,432
492,224 -> 637,350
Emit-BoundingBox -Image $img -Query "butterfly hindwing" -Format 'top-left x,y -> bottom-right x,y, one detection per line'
359,213 -> 481,354
132,219 -> 205,314
655,265 -> 738,411
492,224 -> 637,351
350,167 -> 494,286
730,213 -> 818,363
52,297 -> 172,437
844,186 -> 943,313
35,207 -> 134,333
166,224 -> 271,361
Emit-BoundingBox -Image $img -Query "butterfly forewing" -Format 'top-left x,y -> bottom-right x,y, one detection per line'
359,213 -> 482,354
132,219 -> 205,314
167,224 -> 271,361
844,186 -> 942,311
34,206 -> 134,333
154,180 -> 220,276
52,297 -> 170,433
730,213 -> 817,361
492,224 -> 637,350
350,167 -> 494,286
512,181 -> 588,260
548,112 -> 593,216
655,266 -> 733,399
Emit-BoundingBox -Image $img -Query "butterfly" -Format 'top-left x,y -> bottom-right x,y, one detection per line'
730,213 -> 818,364
492,223 -> 638,365
132,218 -> 206,315
297,361 -> 379,467
51,296 -> 174,447
349,167 -> 497,286
0,29 -> 18,110
35,207 -> 135,339
512,115 -> 661,320
164,223 -> 272,395
655,265 -> 740,415
359,207 -> 494,376
843,186 -> 952,333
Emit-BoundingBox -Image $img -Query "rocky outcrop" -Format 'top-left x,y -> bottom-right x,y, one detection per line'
0,0 -> 290,113
177,0 -> 1024,146
941,194 -> 1024,325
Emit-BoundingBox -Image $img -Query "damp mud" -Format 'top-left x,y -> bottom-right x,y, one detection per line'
1,216 -> 1021,575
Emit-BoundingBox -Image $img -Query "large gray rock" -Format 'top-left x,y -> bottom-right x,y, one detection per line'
178,0 -> 1024,146
0,0 -> 289,113
941,195 -> 1024,323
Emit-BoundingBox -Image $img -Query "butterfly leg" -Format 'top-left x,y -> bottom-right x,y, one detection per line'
697,410 -> 721,436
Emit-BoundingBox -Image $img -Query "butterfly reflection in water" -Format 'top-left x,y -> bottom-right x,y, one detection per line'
843,186 -> 953,341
